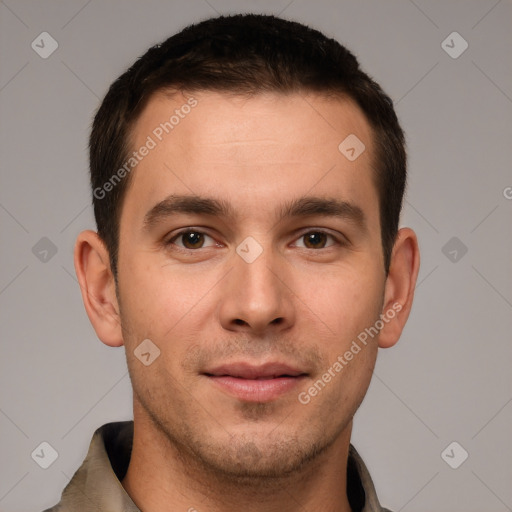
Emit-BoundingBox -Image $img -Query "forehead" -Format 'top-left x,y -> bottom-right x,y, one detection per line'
136,89 -> 373,157
123,89 -> 379,230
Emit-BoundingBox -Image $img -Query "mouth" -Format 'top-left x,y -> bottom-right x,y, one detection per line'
203,362 -> 308,402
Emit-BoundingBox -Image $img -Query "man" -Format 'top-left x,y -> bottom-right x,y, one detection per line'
45,13 -> 419,512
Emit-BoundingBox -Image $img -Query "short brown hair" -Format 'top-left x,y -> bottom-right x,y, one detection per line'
90,13 -> 406,277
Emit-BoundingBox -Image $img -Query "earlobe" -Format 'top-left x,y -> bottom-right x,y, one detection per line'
378,227 -> 420,349
74,230 -> 124,347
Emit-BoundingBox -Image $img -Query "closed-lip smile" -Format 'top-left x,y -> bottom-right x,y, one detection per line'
203,362 -> 308,402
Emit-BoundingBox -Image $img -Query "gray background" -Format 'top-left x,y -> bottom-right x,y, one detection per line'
1,1 -> 511,511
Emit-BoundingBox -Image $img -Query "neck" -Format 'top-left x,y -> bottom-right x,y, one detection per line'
122,405 -> 353,512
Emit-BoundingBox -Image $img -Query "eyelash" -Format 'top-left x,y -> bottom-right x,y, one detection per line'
165,228 -> 344,252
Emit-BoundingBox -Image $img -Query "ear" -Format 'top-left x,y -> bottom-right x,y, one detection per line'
378,227 -> 420,348
74,230 -> 124,347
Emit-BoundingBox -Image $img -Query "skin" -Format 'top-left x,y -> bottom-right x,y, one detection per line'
75,90 -> 420,512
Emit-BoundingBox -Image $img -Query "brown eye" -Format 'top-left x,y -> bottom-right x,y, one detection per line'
168,230 -> 216,250
296,231 -> 336,249
303,232 -> 327,249
180,232 -> 204,249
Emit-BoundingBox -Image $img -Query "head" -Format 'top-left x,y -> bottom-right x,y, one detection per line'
76,14 -> 419,482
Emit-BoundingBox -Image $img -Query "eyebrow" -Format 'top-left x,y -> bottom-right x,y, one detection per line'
143,194 -> 367,232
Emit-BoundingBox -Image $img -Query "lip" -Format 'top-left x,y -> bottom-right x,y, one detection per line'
203,362 -> 308,402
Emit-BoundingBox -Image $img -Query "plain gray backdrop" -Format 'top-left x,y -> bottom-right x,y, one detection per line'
1,1 -> 511,511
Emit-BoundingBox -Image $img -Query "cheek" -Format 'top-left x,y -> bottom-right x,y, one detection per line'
295,263 -> 384,344
117,256 -> 216,345
316,267 -> 382,404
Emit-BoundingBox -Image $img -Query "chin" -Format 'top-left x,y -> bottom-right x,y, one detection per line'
178,426 -> 335,482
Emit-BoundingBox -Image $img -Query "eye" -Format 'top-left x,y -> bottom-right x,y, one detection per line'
165,229 -> 342,252
167,230 -> 218,250
294,231 -> 339,249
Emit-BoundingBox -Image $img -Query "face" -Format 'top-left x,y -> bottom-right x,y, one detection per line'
116,90 -> 387,478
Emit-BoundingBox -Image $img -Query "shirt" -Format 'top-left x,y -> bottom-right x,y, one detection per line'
43,421 -> 392,512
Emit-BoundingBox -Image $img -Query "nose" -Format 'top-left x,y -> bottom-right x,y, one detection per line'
218,244 -> 295,335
